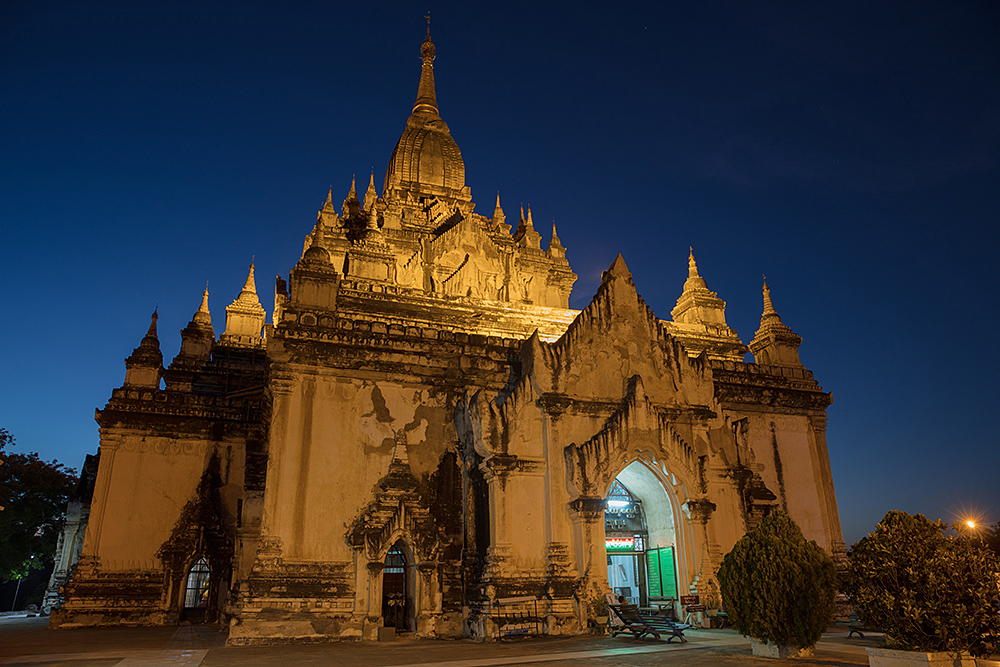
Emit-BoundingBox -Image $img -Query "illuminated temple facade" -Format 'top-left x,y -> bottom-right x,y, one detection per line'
51,33 -> 844,643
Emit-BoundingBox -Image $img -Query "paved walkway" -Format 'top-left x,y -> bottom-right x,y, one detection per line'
0,617 -> 883,667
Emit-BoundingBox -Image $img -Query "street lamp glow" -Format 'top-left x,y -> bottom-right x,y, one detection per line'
966,520 -> 976,529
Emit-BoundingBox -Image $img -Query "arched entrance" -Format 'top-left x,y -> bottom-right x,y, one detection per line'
604,461 -> 683,613
381,542 -> 412,632
182,556 -> 211,622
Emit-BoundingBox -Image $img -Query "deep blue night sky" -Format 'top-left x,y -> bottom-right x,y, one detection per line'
2,1 -> 998,545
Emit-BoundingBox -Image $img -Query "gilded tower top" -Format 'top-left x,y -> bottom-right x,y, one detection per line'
383,32 -> 469,204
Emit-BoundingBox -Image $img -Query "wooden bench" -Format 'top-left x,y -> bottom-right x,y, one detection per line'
608,604 -> 688,642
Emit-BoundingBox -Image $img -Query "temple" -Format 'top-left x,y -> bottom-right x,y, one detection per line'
50,31 -> 844,643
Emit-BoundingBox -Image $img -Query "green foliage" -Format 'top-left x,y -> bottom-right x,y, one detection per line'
717,510 -> 838,649
588,593 -> 609,618
0,429 -> 78,580
844,510 -> 1000,658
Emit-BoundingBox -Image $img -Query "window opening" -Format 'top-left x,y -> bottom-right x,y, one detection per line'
184,557 -> 211,609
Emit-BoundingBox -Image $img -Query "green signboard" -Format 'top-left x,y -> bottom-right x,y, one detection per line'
645,547 -> 677,599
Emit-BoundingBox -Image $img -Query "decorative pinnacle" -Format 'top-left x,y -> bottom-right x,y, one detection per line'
240,261 -> 258,299
347,175 -> 357,200
688,247 -> 700,278
364,170 -> 378,210
325,186 -> 333,206
762,275 -> 777,316
145,308 -> 159,340
413,25 -> 439,117
193,285 -> 211,325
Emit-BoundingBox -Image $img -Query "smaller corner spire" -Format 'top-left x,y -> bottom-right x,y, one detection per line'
364,170 -> 378,210
193,284 -> 212,325
145,308 -> 159,340
347,175 -> 357,200
325,185 -> 333,206
762,275 -> 777,316
239,260 -> 258,301
124,306 -> 164,387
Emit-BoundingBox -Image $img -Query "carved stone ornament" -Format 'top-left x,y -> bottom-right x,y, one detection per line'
683,498 -> 717,524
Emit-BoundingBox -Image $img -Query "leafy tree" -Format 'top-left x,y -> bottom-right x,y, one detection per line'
844,510 -> 1000,658
0,428 -> 78,580
717,510 -> 837,650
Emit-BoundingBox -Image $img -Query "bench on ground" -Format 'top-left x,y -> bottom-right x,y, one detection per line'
608,604 -> 687,643
835,612 -> 880,638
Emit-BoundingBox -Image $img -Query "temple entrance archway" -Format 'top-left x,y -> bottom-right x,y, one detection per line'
181,556 -> 211,622
603,461 -> 685,615
381,541 -> 413,632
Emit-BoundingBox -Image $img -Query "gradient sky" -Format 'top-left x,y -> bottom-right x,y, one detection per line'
2,1 -> 998,546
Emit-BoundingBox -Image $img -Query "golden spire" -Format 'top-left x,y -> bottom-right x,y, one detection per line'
682,247 -> 709,292
412,22 -> 439,117
325,186 -> 333,207
762,275 -> 777,316
364,170 -> 378,210
238,261 -> 258,302
193,284 -> 212,325
143,308 -> 159,344
347,175 -> 357,200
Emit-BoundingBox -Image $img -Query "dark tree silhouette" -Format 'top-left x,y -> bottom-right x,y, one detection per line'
0,428 -> 77,580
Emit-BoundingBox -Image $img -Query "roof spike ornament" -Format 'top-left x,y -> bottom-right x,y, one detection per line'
750,275 -> 803,367
682,247 -> 709,292
221,260 -> 266,348
364,170 -> 378,210
412,20 -> 439,118
547,221 -> 567,260
239,260 -> 258,300
762,275 -> 778,316
669,248 -> 747,361
124,307 -> 164,387
342,175 -> 361,217
193,284 -> 212,326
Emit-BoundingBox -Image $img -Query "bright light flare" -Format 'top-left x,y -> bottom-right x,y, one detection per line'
966,520 -> 976,529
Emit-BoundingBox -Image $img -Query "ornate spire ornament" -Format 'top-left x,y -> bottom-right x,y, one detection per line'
750,276 -> 803,367
412,24 -> 439,117
193,285 -> 212,326
364,171 -> 378,211
762,275 -> 778,316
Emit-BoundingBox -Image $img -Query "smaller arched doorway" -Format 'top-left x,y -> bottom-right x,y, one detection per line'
182,556 -> 211,622
381,542 -> 412,632
605,480 -> 648,606
604,462 -> 683,611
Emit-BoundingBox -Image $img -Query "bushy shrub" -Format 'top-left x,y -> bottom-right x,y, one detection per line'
717,510 -> 837,649
844,510 -> 1000,658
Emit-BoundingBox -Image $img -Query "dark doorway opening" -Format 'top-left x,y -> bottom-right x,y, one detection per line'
382,543 -> 411,631
182,556 -> 210,622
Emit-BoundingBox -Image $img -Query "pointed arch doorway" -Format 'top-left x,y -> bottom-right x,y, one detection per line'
181,556 -> 211,622
381,541 -> 413,632
604,461 -> 681,611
